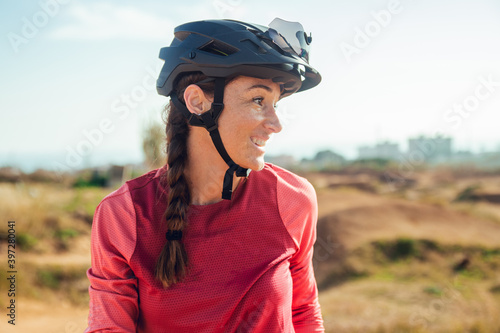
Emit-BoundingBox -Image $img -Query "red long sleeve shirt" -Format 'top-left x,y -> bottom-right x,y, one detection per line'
85,163 -> 324,332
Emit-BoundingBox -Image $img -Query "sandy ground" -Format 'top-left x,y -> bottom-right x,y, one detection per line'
1,235 -> 91,333
1,299 -> 89,333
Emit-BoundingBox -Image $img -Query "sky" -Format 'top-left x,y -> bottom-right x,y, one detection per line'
1,0 -> 500,172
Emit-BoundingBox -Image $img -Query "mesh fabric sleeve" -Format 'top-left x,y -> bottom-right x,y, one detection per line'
276,169 -> 324,332
85,184 -> 139,332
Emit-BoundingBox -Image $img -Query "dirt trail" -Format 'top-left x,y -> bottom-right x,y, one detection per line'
1,236 -> 91,333
22,252 -> 90,267
20,234 -> 91,266
1,299 -> 88,333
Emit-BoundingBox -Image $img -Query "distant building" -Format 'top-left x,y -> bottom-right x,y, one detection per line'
315,150 -> 345,164
358,141 -> 400,160
358,146 -> 377,159
476,152 -> 500,169
355,134 -> 500,167
301,150 -> 346,169
451,150 -> 474,163
408,135 -> 452,163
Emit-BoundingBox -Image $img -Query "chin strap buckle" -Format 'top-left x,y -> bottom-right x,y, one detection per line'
235,167 -> 249,177
221,164 -> 249,200
200,111 -> 218,133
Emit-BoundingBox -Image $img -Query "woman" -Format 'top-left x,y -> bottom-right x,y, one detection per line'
86,18 -> 323,332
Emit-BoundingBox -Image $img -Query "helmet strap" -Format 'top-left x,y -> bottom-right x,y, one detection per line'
170,77 -> 248,200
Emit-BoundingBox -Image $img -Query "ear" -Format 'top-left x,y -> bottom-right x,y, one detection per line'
184,84 -> 213,115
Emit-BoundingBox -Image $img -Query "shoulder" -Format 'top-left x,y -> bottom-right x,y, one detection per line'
255,163 -> 316,205
91,168 -> 165,257
256,164 -> 317,248
253,163 -> 317,222
97,167 -> 161,210
100,166 -> 166,206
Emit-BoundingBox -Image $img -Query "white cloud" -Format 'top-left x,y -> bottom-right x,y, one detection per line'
48,3 -> 173,40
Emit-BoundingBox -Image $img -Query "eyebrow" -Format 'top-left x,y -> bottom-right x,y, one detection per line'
246,84 -> 273,92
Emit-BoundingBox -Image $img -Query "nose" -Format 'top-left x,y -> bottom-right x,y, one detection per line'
264,105 -> 283,134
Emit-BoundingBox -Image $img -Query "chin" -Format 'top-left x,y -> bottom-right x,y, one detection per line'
240,156 -> 265,172
253,162 -> 265,171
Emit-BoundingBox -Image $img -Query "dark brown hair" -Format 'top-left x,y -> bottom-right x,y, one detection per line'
155,72 -> 215,288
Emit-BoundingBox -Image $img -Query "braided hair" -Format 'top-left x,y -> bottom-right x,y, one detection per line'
155,73 -> 216,288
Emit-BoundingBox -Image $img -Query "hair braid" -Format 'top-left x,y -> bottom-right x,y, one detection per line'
155,72 -> 213,288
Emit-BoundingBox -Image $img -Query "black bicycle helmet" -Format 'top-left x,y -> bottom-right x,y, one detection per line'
156,18 -> 321,200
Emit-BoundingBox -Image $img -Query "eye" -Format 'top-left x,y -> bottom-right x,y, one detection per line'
252,97 -> 278,109
253,97 -> 264,106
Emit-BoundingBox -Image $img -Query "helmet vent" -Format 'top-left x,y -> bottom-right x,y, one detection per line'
198,40 -> 238,57
241,39 -> 267,54
175,31 -> 191,41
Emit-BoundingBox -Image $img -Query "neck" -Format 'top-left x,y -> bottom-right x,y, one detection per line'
185,128 -> 242,205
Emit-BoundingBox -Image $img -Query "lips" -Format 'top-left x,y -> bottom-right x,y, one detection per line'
251,137 -> 267,147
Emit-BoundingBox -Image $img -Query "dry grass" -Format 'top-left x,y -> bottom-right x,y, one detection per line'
317,239 -> 500,332
0,182 -> 109,250
320,277 -> 500,333
0,182 -> 107,312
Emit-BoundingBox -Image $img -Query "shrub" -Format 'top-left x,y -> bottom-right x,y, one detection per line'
54,228 -> 80,251
73,170 -> 108,188
36,266 -> 86,291
454,185 -> 480,202
55,228 -> 79,241
37,268 -> 63,289
394,238 -> 418,259
16,232 -> 38,251
374,238 -> 419,261
424,286 -> 443,296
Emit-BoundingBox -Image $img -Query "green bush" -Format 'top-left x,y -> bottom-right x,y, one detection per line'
73,170 -> 108,188
54,228 -> 80,251
36,266 -> 86,290
481,248 -> 500,261
423,285 -> 442,296
16,232 -> 38,251
54,228 -> 79,241
394,238 -> 418,259
454,185 -> 480,202
37,268 -> 63,289
374,238 -> 419,261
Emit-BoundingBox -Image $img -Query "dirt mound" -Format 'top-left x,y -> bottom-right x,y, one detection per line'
315,189 -> 500,250
313,188 -> 500,293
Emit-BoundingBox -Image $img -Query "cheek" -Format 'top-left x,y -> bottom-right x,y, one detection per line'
220,107 -> 263,138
